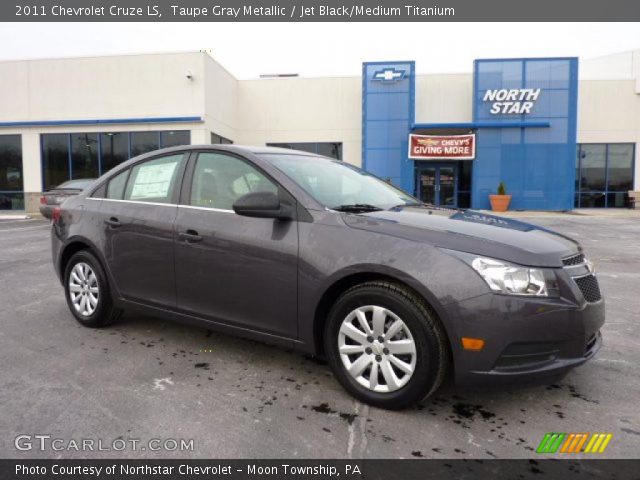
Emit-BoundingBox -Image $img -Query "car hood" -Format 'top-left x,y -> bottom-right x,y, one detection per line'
342,206 -> 580,267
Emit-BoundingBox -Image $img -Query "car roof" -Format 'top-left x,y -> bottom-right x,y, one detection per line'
94,144 -> 334,193
143,144 -> 328,160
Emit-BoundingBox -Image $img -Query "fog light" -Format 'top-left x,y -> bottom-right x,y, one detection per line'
462,337 -> 485,351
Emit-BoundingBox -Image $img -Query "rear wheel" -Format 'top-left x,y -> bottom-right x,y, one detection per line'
324,281 -> 448,409
64,250 -> 121,328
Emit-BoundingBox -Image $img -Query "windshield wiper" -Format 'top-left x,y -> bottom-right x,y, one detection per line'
389,201 -> 422,208
331,203 -> 383,213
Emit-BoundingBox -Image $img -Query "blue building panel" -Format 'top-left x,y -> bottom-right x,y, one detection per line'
362,61 -> 415,192
471,57 -> 578,210
362,57 -> 578,211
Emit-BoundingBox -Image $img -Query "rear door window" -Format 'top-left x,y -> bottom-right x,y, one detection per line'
124,154 -> 183,204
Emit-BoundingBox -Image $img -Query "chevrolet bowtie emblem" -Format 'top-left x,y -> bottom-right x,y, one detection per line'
416,138 -> 439,146
372,68 -> 406,82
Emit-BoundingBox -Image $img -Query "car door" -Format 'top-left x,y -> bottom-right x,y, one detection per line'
173,151 -> 298,338
99,152 -> 186,307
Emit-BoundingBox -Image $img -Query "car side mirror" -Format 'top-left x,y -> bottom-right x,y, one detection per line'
232,191 -> 294,220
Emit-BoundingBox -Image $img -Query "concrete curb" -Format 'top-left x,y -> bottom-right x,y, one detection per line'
0,214 -> 31,220
478,209 -> 640,218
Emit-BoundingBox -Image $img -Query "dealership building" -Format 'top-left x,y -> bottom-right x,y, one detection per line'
0,49 -> 638,214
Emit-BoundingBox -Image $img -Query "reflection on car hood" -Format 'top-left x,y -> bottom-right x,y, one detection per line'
342,206 -> 580,267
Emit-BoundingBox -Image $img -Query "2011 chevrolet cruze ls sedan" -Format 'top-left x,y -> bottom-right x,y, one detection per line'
51,145 -> 604,409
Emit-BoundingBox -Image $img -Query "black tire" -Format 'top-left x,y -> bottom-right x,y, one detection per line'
324,281 -> 448,410
63,250 -> 122,328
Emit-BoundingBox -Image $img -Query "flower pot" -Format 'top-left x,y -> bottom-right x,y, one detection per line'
489,194 -> 512,212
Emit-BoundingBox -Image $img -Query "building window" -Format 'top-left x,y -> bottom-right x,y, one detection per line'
100,133 -> 129,173
42,134 -> 70,191
161,130 -> 191,148
130,131 -> 160,158
41,130 -> 190,190
575,143 -> 635,208
71,133 -> 99,180
267,142 -> 342,160
211,132 -> 233,144
0,135 -> 23,210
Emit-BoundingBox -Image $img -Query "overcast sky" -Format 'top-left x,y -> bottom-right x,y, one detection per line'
0,23 -> 638,78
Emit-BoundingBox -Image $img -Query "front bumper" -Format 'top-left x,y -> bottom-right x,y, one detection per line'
445,292 -> 605,386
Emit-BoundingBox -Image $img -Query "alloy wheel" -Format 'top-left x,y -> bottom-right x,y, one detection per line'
338,305 -> 417,393
69,262 -> 99,317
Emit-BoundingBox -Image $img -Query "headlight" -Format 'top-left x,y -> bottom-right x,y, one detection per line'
471,257 -> 548,296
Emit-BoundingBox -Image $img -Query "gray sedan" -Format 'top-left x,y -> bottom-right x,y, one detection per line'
49,146 -> 604,409
39,179 -> 95,219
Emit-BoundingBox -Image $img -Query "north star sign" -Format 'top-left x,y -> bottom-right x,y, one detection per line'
483,88 -> 541,114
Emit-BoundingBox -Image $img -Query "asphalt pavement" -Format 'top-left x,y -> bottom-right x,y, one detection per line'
0,215 -> 638,459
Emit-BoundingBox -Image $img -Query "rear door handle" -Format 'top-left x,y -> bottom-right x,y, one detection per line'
179,229 -> 203,243
104,217 -> 121,228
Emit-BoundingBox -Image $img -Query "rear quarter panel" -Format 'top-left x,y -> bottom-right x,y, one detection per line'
52,196 -> 116,293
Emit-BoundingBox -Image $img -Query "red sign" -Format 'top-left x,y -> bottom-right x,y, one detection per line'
408,134 -> 475,160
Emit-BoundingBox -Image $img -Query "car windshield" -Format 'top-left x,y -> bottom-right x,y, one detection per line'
261,154 -> 419,211
56,179 -> 95,190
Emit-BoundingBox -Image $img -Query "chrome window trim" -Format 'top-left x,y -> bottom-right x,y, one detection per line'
86,197 -> 177,208
178,205 -> 234,214
87,196 -> 235,213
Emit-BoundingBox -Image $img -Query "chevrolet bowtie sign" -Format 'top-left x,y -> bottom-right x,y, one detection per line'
372,68 -> 406,82
409,134 -> 476,160
483,88 -> 541,114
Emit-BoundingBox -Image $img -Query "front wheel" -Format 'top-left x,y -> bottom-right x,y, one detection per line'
324,281 -> 448,410
64,250 -> 121,328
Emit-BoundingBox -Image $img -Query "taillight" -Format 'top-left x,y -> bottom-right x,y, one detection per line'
40,196 -> 47,205
51,206 -> 62,223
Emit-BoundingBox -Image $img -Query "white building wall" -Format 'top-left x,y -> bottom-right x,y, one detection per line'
0,52 -> 205,122
580,50 -> 636,81
415,74 -> 473,123
202,54 -> 240,144
237,76 -> 362,166
577,78 -> 640,190
0,52 -> 208,213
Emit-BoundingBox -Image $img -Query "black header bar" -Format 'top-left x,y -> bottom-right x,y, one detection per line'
4,0 -> 640,22
4,459 -> 640,480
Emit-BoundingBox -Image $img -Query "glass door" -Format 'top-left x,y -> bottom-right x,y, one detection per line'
438,166 -> 456,207
418,166 -> 437,205
416,164 -> 458,207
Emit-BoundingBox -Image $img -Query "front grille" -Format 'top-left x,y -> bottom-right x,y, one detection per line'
574,274 -> 602,303
563,253 -> 585,266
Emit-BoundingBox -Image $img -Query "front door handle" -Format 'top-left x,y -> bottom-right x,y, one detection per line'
179,229 -> 203,243
104,217 -> 121,228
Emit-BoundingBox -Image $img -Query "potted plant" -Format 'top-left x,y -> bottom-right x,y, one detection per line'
489,181 -> 512,212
